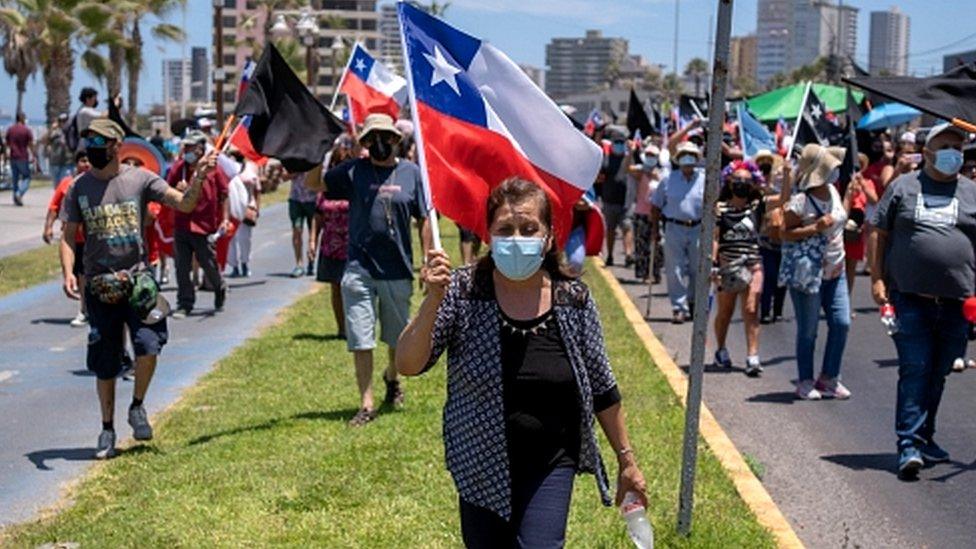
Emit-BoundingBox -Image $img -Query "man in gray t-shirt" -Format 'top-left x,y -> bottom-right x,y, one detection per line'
60,118 -> 217,460
870,122 -> 976,478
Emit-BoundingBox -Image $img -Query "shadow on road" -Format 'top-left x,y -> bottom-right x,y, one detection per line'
68,369 -> 95,377
188,408 -> 359,446
874,359 -> 899,368
30,318 -> 72,326
25,444 -> 156,470
821,452 -> 895,473
227,280 -> 268,290
746,391 -> 797,404
928,459 -> 976,483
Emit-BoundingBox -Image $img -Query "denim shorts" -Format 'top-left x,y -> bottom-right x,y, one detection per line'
340,263 -> 413,351
288,199 -> 317,229
84,288 -> 168,379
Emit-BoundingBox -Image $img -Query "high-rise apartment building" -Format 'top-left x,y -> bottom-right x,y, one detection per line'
162,58 -> 190,105
757,0 -> 858,85
869,7 -> 910,76
378,3 -> 403,74
729,34 -> 758,84
545,30 -> 628,98
214,0 -> 381,109
190,47 -> 210,102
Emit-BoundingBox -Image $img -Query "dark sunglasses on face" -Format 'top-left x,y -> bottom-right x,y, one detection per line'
730,177 -> 752,185
85,135 -> 113,148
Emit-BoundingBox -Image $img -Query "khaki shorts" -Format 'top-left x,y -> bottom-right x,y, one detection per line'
340,263 -> 413,351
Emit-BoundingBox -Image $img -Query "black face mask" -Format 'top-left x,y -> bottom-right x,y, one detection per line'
369,140 -> 393,162
87,147 -> 113,169
731,182 -> 753,198
759,164 -> 772,176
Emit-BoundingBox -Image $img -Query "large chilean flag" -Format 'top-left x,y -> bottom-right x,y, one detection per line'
338,42 -> 407,126
398,2 -> 601,245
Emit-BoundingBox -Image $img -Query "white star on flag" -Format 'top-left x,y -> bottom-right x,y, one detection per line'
810,103 -> 822,119
424,45 -> 462,95
354,58 -> 366,72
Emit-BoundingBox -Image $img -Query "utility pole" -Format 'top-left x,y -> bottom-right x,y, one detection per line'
213,0 -> 225,130
677,0 -> 733,536
672,0 -> 680,75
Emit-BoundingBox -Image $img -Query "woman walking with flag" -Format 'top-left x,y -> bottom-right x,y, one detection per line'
397,179 -> 647,547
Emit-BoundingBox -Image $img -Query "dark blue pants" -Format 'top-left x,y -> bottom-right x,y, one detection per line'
891,291 -> 969,449
459,466 -> 575,548
759,246 -> 785,319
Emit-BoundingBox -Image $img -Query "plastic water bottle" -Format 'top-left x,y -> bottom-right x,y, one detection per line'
620,491 -> 653,549
207,226 -> 227,245
880,304 -> 899,336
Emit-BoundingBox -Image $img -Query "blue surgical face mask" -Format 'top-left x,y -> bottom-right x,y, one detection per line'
184,151 -> 199,165
678,155 -> 698,167
934,149 -> 964,176
612,142 -> 626,156
491,236 -> 546,281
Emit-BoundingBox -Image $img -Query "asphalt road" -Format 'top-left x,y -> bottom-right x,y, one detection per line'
605,247 -> 976,548
0,203 -> 316,526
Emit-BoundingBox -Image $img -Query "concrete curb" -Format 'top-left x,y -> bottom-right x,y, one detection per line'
594,262 -> 804,549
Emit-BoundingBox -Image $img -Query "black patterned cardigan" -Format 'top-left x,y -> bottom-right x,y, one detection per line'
422,265 -> 620,520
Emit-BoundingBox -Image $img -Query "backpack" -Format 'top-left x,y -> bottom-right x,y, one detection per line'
64,112 -> 80,152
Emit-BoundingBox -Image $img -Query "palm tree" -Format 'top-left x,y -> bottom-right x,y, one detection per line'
683,57 -> 709,97
416,1 -> 451,15
0,7 -> 35,117
125,2 -> 185,126
661,72 -> 684,104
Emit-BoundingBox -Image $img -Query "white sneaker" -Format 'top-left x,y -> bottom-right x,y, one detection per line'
795,379 -> 822,400
69,312 -> 88,328
816,377 -> 852,400
745,356 -> 763,377
95,429 -> 116,459
128,405 -> 153,441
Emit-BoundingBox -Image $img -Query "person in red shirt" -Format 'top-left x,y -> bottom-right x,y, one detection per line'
166,131 -> 230,317
43,150 -> 90,326
7,112 -> 38,206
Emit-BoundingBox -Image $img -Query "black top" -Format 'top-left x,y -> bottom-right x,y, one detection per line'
716,199 -> 765,265
500,308 -> 581,482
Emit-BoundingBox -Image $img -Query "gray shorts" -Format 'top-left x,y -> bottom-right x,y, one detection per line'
603,202 -> 633,232
340,263 -> 413,351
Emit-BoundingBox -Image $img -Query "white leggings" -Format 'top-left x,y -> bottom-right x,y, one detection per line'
229,224 -> 253,268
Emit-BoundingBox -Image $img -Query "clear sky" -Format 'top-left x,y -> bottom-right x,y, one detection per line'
0,1 -> 972,122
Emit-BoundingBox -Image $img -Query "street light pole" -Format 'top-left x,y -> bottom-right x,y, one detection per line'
677,0 -> 733,536
213,0 -> 225,130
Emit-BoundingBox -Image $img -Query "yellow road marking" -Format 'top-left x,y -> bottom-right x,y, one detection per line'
595,262 -> 804,549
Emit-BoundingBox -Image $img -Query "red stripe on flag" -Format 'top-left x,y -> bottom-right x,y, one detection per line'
416,102 -> 584,246
229,122 -> 268,166
340,72 -> 401,127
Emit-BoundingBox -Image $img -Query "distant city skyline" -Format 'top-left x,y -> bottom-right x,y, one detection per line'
0,1 -> 970,120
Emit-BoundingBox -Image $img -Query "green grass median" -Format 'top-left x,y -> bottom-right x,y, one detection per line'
1,252 -> 774,547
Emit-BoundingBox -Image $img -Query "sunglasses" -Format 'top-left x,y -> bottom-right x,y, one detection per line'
84,135 -> 114,148
730,178 -> 752,185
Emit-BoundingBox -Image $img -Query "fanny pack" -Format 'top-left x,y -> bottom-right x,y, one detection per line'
719,258 -> 753,293
88,268 -> 159,321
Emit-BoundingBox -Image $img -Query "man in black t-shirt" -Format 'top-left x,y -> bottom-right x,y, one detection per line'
600,126 -> 635,267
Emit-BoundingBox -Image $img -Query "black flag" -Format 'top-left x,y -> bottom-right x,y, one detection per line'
108,96 -> 139,138
794,86 -> 840,150
627,88 -> 655,138
838,88 -> 862,190
845,63 -> 976,129
235,43 -> 344,173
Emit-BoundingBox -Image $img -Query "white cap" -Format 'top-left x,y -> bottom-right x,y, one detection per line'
926,122 -> 968,144
899,131 -> 916,144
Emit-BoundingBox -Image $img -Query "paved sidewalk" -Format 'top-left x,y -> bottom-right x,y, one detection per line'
603,252 -> 976,549
0,184 -> 55,259
0,203 -> 317,526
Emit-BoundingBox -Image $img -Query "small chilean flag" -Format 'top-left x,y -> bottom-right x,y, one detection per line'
398,2 -> 601,245
338,43 -> 407,126
238,58 -> 255,100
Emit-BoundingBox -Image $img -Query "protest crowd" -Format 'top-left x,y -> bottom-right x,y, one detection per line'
10,2 -> 976,546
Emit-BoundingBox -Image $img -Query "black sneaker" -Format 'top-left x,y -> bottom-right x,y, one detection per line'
384,377 -> 405,408
214,284 -> 227,311
624,255 -> 635,268
306,260 -> 314,276
348,408 -> 377,427
605,256 -> 615,267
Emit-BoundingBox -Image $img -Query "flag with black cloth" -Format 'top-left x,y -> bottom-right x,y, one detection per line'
837,87 -> 862,192
627,88 -> 656,137
844,63 -> 976,132
108,97 -> 140,138
235,43 -> 344,173
793,85 -> 841,149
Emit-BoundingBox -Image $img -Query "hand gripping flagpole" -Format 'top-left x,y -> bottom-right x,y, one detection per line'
397,2 -> 442,251
677,0 -> 733,536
